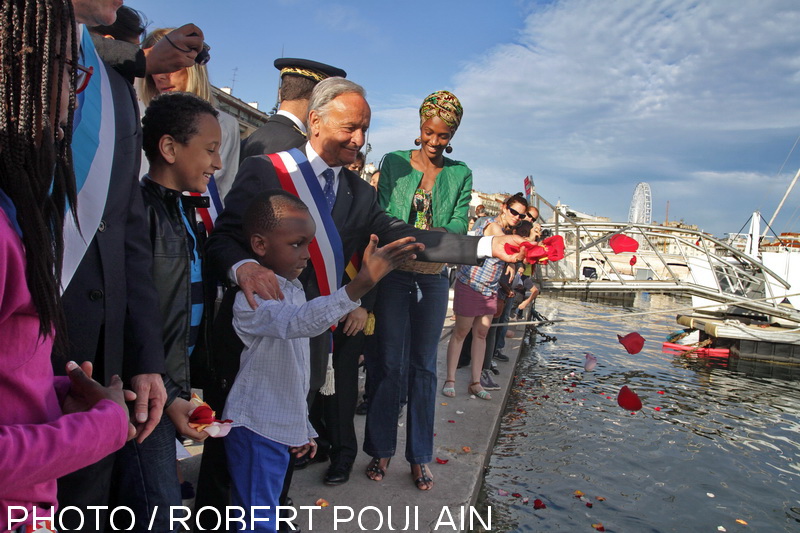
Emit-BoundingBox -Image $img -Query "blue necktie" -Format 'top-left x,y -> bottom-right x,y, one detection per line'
322,168 -> 336,212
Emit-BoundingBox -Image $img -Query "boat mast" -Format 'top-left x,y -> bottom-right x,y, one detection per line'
763,167 -> 800,238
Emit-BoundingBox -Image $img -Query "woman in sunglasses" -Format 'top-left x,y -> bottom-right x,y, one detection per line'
444,193 -> 529,401
0,1 -> 135,530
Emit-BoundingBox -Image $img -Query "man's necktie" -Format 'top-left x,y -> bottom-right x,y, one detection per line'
322,168 -> 336,212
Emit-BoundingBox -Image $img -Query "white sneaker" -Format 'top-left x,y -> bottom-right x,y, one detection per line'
480,369 -> 501,390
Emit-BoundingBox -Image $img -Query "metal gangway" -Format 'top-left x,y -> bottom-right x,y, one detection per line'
529,194 -> 800,324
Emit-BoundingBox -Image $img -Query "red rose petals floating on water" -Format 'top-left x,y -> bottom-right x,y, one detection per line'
617,385 -> 643,411
533,499 -> 546,509
618,331 -> 645,354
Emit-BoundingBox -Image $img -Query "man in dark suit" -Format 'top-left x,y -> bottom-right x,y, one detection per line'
240,58 -> 346,160
206,78 -> 522,499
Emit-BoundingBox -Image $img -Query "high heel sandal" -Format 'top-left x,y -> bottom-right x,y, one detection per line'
442,379 -> 456,398
366,457 -> 391,481
411,463 -> 434,491
468,382 -> 491,400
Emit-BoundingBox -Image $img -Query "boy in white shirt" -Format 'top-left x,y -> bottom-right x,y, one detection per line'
223,189 -> 420,532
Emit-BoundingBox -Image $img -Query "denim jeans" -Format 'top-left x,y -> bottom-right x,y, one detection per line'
115,414 -> 181,532
494,295 -> 514,353
364,269 -> 449,464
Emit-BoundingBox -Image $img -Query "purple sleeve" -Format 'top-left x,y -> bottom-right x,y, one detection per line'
0,399 -> 128,496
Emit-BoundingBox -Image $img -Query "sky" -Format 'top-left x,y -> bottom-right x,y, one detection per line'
131,0 -> 800,237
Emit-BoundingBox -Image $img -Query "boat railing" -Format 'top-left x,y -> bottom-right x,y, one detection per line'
528,193 -> 799,323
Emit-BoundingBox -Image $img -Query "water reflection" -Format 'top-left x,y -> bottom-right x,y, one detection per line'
479,294 -> 800,532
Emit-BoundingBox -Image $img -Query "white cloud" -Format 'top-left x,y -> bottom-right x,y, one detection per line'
370,0 -> 800,235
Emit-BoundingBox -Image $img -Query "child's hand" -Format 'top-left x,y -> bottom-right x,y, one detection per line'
289,438 -> 316,458
62,361 -> 138,441
345,235 -> 423,301
361,234 -> 422,282
166,398 -> 209,442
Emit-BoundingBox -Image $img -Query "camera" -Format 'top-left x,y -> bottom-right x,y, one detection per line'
195,43 -> 211,65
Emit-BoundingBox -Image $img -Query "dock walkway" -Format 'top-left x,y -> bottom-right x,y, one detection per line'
182,314 -> 527,533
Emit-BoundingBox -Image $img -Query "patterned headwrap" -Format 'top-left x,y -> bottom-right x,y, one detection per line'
419,90 -> 463,132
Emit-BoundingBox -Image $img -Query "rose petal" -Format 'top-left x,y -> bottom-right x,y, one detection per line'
617,385 -> 643,411
592,523 -> 606,531
735,519 -> 748,525
435,457 -> 449,464
609,233 -> 639,253
462,446 -> 471,453
584,353 -> 598,371
512,493 -> 522,498
315,498 -> 329,507
586,502 -> 593,508
498,489 -> 509,496
448,420 -> 455,423
618,332 -> 646,354
533,499 -> 546,509
574,490 -> 584,497
522,497 -> 530,504
596,496 -> 606,501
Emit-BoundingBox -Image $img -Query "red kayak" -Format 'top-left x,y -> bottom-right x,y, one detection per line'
662,342 -> 730,358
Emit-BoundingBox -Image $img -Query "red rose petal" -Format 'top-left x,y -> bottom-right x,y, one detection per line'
609,233 -> 639,253
435,457 -> 448,464
533,499 -> 547,509
617,385 -> 643,411
618,332 -> 646,354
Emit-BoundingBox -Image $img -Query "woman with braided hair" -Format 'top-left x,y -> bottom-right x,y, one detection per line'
364,91 -> 472,491
0,1 -> 133,530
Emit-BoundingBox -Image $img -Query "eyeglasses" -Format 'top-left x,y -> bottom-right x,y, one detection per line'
62,57 -> 93,94
508,206 -> 528,219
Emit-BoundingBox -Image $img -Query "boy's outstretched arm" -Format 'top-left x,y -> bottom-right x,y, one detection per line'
345,235 -> 424,302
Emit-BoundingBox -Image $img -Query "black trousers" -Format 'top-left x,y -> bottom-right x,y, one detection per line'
308,328 -> 366,466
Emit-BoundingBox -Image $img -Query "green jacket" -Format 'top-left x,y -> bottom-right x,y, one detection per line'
377,150 -> 472,234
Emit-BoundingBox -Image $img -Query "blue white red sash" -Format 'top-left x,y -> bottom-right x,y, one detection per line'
267,149 -> 344,296
190,175 -> 223,232
62,26 -> 115,290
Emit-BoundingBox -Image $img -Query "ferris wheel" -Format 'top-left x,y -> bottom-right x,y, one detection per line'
628,182 -> 652,224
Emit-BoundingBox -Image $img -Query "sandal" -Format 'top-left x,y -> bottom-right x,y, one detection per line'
366,457 -> 390,481
468,381 -> 492,400
411,463 -> 434,491
442,380 -> 456,398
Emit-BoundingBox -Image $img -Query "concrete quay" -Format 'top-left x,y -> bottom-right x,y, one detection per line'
183,311 -> 527,533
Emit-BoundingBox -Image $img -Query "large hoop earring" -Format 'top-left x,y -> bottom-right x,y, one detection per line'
414,138 -> 421,146
445,144 -> 453,154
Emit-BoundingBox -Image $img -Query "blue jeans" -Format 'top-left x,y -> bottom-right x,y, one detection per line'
494,296 -> 514,352
364,269 -> 449,464
115,414 -> 181,532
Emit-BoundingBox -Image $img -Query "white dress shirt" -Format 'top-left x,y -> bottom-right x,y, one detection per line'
276,109 -> 307,134
223,276 -> 360,446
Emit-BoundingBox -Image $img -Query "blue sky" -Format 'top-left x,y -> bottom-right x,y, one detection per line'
131,0 -> 800,237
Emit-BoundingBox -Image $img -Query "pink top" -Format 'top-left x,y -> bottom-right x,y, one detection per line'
0,202 -> 129,532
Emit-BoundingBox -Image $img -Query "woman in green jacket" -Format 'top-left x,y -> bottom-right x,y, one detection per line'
364,91 -> 472,491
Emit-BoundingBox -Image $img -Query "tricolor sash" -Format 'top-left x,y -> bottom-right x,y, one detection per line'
267,148 -> 344,296
62,26 -> 115,290
190,174 -> 224,232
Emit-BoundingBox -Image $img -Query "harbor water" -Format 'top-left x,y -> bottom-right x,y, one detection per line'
480,293 -> 800,532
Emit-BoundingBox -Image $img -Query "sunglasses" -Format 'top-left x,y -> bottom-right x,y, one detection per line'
63,57 -> 93,94
508,206 -> 528,219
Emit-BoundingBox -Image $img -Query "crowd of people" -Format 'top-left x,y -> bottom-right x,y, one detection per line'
0,1 -> 540,532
